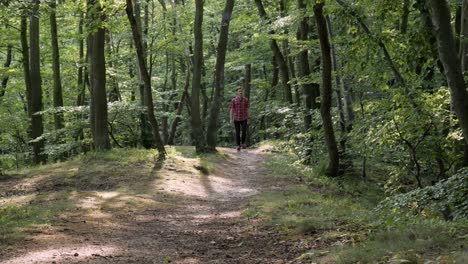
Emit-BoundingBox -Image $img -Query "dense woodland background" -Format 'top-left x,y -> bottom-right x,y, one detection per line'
0,0 -> 467,224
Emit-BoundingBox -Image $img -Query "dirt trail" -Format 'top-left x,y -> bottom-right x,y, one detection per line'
0,148 -> 306,264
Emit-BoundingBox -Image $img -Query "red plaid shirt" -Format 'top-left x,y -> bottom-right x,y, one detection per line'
230,96 -> 249,121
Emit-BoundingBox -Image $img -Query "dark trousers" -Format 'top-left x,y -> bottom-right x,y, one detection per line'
234,120 -> 247,146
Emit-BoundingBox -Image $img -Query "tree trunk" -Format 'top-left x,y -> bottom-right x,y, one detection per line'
76,11 -> 86,143
296,0 -> 319,131
90,1 -> 111,151
326,16 -> 346,153
271,56 -> 279,99
460,0 -> 468,163
50,1 -> 64,131
460,0 -> 468,73
133,0 -> 153,149
400,0 -> 410,34
106,31 -> 120,102
314,2 -> 339,177
254,0 -> 293,104
191,0 -> 207,153
206,0 -> 235,151
20,15 -> 32,118
168,65 -> 190,145
162,51 -> 170,144
77,12 -> 86,107
244,64 -> 252,146
30,0 -> 46,164
431,0 -> 468,146
126,0 -> 166,160
0,44 -> 12,97
87,34 -> 96,145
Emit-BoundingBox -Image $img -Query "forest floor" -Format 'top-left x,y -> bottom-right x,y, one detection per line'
0,146 -> 310,264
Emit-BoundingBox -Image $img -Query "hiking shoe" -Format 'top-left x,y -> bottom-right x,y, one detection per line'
237,146 -> 241,151
241,144 -> 247,149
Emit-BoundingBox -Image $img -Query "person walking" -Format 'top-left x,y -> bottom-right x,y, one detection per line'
229,87 -> 250,151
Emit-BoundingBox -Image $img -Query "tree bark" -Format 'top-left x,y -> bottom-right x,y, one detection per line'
326,16 -> 346,152
206,0 -> 235,151
77,12 -> 86,107
20,15 -> 32,118
191,0 -> 208,153
296,0 -> 319,131
168,70 -> 189,145
244,63 -> 252,146
50,1 -> 64,130
431,0 -> 468,146
314,2 -> 339,177
30,0 -> 46,164
126,0 -> 166,160
0,44 -> 12,98
254,0 -> 293,104
459,0 -> 468,72
133,0 -> 153,149
90,1 -> 111,151
400,0 -> 410,34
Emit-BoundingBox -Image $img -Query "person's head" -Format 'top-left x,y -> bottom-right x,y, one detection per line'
236,87 -> 243,97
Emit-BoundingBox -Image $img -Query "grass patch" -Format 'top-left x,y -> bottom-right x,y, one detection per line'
0,191 -> 73,244
172,146 -> 229,175
0,148 -> 163,246
245,151 -> 468,262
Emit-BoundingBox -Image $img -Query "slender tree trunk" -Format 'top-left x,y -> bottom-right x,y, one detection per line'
30,0 -> 46,164
206,0 -> 235,151
126,0 -> 166,160
50,1 -> 64,130
271,56 -> 279,99
460,0 -> 468,72
191,0 -> 207,152
254,0 -> 293,104
400,0 -> 410,34
315,1 -> 339,177
244,63 -> 252,146
343,79 -> 355,131
106,31 -> 120,102
77,12 -> 86,107
162,51 -> 170,144
459,0 -> 468,164
89,0 -> 111,151
296,0 -> 318,131
76,12 -> 86,144
168,67 -> 189,145
20,15 -> 32,118
0,45 -> 12,97
133,0 -> 153,149
431,0 -> 468,146
326,16 -> 346,152
87,34 -> 96,145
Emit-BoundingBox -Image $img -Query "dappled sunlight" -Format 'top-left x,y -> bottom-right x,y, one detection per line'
156,148 -> 260,201
0,244 -> 118,264
0,193 -> 36,207
190,210 -> 242,220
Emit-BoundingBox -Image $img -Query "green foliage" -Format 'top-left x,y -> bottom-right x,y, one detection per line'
248,147 -> 467,262
377,168 -> 468,220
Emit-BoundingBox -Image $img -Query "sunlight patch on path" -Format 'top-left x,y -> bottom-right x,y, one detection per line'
0,245 -> 118,264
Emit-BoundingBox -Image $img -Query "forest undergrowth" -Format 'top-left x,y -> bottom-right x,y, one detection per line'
245,141 -> 468,263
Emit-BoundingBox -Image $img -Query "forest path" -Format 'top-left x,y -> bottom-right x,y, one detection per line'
0,147 -> 307,264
